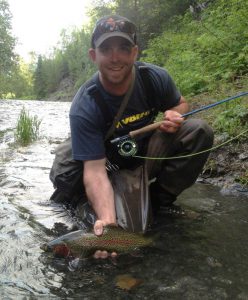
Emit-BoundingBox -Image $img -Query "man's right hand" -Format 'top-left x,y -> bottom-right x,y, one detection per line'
83,159 -> 118,258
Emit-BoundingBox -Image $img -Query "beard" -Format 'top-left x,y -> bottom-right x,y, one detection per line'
100,63 -> 133,87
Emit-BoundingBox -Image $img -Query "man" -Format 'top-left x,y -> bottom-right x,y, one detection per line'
69,15 -> 213,258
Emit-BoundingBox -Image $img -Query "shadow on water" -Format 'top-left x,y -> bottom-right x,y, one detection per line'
0,100 -> 248,299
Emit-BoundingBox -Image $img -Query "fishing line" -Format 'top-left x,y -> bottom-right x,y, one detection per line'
133,129 -> 248,160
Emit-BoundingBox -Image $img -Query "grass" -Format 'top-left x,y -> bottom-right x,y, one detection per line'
15,107 -> 42,146
236,170 -> 248,186
188,74 -> 248,141
188,76 -> 248,187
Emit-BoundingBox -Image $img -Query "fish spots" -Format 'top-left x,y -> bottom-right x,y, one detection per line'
42,225 -> 153,258
81,238 -> 135,251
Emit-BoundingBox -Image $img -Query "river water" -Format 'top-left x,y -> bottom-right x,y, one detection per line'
1,99 -> 248,299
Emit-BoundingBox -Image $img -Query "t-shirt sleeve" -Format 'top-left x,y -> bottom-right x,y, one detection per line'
148,65 -> 181,112
70,115 -> 105,161
69,91 -> 106,161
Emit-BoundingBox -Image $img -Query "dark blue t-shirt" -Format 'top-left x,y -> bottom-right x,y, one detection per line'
69,62 -> 181,166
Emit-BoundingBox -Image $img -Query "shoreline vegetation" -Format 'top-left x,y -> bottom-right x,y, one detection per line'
14,107 -> 42,146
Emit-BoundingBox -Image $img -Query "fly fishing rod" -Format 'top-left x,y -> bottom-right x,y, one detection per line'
110,91 -> 248,157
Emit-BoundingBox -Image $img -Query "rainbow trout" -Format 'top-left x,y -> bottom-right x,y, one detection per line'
41,225 -> 154,258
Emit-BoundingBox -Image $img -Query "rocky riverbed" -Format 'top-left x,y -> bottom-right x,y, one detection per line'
200,140 -> 248,197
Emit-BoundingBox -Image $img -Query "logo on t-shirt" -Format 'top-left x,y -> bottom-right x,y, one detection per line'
116,109 -> 153,128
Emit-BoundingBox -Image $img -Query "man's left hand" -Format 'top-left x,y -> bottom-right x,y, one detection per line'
93,220 -> 118,259
159,110 -> 184,133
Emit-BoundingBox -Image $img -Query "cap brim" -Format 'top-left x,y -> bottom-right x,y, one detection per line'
94,32 -> 135,48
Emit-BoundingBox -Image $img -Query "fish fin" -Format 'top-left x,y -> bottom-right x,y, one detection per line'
68,257 -> 81,271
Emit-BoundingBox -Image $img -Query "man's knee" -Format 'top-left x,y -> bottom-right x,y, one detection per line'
183,119 -> 214,146
184,118 -> 212,132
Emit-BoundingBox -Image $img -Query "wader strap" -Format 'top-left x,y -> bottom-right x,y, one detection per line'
92,67 -> 136,141
137,62 -> 158,114
105,67 -> 136,141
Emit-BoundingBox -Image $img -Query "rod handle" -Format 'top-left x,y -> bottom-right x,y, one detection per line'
129,121 -> 163,138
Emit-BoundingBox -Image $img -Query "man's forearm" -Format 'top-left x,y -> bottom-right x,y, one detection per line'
83,161 -> 116,225
170,96 -> 189,115
86,177 -> 116,223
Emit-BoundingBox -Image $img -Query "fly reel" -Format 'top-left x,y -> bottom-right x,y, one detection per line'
117,138 -> 138,157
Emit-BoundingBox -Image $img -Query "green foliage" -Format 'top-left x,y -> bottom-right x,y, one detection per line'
0,0 -> 16,75
87,0 -> 117,22
33,55 -> 47,99
32,27 -> 96,99
15,107 -> 42,146
236,170 -> 248,186
0,1 -> 33,99
7,58 -> 34,99
0,0 -> 18,97
59,28 -> 96,88
143,0 -> 248,96
88,0 -> 191,51
213,101 -> 248,138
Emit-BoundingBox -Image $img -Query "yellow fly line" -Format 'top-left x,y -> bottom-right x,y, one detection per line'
134,129 -> 248,160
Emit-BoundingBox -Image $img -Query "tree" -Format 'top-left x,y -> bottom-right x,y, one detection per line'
143,0 -> 248,95
33,55 -> 46,99
87,0 -> 191,50
0,0 -> 17,97
10,58 -> 34,98
0,0 -> 16,75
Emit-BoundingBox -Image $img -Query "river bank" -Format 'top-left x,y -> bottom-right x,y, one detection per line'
200,141 -> 248,197
189,87 -> 248,197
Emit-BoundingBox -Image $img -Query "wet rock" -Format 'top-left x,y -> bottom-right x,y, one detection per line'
181,196 -> 218,213
206,256 -> 222,268
239,153 -> 248,161
115,274 -> 143,290
237,292 -> 248,299
201,140 -> 248,198
220,183 -> 248,197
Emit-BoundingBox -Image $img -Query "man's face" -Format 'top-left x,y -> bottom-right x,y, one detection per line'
89,37 -> 138,87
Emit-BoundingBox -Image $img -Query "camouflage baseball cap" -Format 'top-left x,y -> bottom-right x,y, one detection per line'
91,15 -> 137,48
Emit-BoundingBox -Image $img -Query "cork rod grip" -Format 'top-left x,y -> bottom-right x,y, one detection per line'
129,121 -> 163,138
